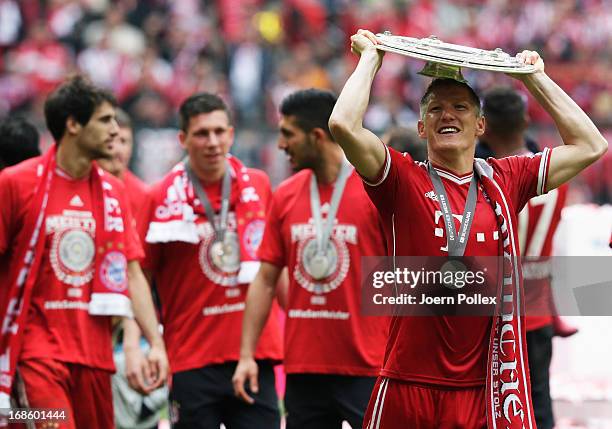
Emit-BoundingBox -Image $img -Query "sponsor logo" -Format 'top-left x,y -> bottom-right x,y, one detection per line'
69,195 -> 84,207
425,190 -> 438,201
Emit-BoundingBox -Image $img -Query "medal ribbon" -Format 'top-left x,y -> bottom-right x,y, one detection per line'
428,164 -> 478,257
185,159 -> 232,243
309,161 -> 352,254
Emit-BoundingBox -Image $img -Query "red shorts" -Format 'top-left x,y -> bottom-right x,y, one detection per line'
14,359 -> 114,429
363,377 -> 486,429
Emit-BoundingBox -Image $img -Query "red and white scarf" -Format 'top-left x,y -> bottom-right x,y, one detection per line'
146,155 -> 266,283
474,159 -> 536,429
0,146 -> 132,408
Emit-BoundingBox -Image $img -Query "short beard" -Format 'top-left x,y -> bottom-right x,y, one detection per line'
97,158 -> 123,177
86,143 -> 114,161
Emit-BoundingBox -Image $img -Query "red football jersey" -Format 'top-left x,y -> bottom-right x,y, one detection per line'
144,169 -> 283,374
258,169 -> 389,376
364,146 -> 550,387
519,184 -> 567,331
123,170 -> 152,244
0,159 -> 142,371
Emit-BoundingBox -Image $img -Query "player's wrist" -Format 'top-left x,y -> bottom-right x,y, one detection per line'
360,47 -> 380,61
519,68 -> 547,86
239,351 -> 255,361
148,335 -> 165,350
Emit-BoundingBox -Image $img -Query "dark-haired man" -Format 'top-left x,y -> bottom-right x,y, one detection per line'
0,116 -> 40,170
233,88 -> 388,429
0,76 -> 167,428
329,29 -> 607,428
141,92 -> 283,429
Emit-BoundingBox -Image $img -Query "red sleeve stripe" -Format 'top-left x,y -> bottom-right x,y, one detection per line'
362,144 -> 391,187
537,147 -> 551,196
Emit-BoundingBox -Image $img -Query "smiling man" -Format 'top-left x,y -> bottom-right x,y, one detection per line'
141,93 -> 282,429
328,29 -> 607,429
0,76 -> 167,428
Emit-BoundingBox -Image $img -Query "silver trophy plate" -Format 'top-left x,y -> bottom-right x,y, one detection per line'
376,32 -> 536,74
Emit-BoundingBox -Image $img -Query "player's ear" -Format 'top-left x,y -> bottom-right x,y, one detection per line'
66,116 -> 82,136
178,130 -> 187,149
417,120 -> 426,139
475,115 -> 485,137
311,127 -> 327,145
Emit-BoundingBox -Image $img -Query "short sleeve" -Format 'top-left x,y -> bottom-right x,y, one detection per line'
490,147 -> 551,213
257,192 -> 286,268
362,145 -> 410,219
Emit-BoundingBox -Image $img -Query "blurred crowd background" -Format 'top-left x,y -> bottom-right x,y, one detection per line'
1,2 -> 612,427
0,0 -> 611,199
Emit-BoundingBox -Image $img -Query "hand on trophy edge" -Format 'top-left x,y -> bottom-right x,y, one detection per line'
351,30 -> 384,55
508,50 -> 545,81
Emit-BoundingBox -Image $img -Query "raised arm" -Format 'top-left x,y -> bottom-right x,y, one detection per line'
232,262 -> 281,404
329,29 -> 387,182
514,51 -> 608,191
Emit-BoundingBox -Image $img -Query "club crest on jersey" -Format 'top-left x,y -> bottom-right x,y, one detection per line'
99,251 -> 128,292
50,228 -> 95,286
243,219 -> 265,259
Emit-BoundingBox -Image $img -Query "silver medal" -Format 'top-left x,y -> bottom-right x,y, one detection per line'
210,231 -> 240,273
303,239 -> 338,280
440,259 -> 467,290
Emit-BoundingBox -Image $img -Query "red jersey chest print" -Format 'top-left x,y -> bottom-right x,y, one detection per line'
144,166 -> 281,373
259,169 -> 389,376
45,170 -> 96,291
23,169 -> 118,370
364,146 -> 550,386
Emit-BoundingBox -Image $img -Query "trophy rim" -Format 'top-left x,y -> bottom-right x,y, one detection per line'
375,33 -> 537,74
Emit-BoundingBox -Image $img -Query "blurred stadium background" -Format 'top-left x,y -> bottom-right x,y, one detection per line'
0,1 -> 611,428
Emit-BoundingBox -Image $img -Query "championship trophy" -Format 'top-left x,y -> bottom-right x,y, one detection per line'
375,32 -> 536,81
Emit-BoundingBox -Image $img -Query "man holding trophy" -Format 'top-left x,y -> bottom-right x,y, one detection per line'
329,29 -> 607,428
